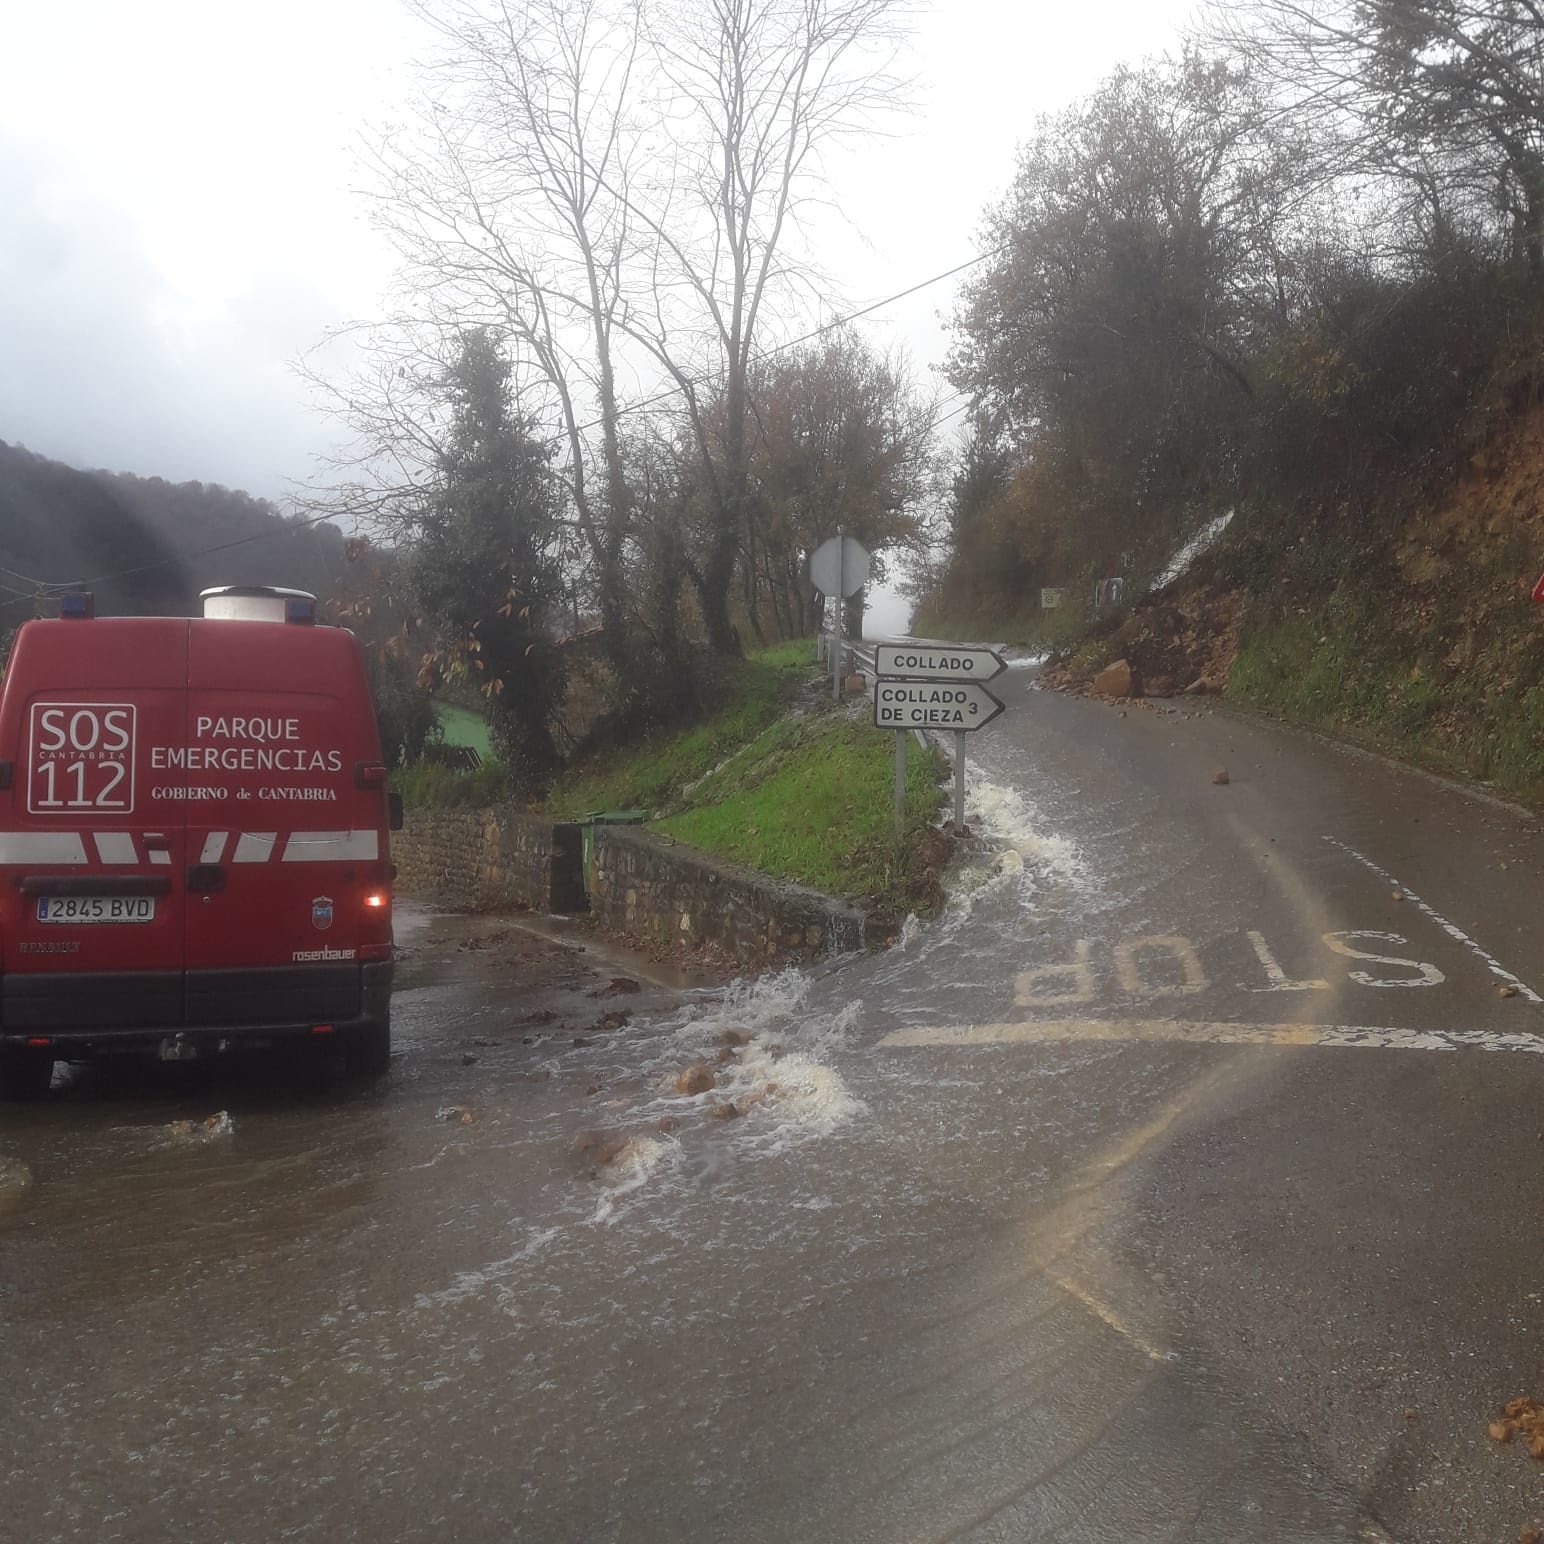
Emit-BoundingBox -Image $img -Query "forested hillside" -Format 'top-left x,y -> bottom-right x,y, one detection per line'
912,4 -> 1544,801
0,440 -> 348,620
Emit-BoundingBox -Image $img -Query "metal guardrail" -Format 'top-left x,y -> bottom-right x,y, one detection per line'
828,636 -> 928,749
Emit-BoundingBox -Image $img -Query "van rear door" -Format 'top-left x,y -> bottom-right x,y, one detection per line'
182,619 -> 387,1029
0,618 -> 189,1032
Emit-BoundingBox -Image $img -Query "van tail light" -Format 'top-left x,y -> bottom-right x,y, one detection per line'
355,761 -> 388,789
310,1024 -> 335,1036
364,891 -> 388,910
25,1037 -> 52,1047
359,943 -> 393,963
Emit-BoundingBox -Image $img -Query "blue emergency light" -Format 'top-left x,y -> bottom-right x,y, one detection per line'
58,592 -> 95,619
285,595 -> 316,625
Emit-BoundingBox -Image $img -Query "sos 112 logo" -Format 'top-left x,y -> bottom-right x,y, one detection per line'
28,703 -> 138,814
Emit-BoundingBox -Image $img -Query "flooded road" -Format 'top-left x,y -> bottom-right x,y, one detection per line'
6,673 -> 1544,1541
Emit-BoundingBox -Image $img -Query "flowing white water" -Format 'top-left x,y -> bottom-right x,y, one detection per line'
918,757 -> 1090,932
656,969 -> 866,1158
1156,510 -> 1233,589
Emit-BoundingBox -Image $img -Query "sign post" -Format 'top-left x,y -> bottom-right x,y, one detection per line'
873,642 -> 1006,837
954,730 -> 966,829
833,533 -> 844,702
809,532 -> 871,703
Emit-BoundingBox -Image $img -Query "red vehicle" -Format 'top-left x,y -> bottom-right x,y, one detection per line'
0,586 -> 398,1097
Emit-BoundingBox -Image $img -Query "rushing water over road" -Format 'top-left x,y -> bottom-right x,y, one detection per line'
7,672 -> 1544,1540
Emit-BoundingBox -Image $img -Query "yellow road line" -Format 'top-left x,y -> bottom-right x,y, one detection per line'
878,1018 -> 1544,1054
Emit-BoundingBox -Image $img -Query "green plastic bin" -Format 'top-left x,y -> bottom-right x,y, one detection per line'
580,809 -> 646,895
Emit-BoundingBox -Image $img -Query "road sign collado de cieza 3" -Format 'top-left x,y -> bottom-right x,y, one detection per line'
874,679 -> 1005,731
874,639 -> 1008,831
874,643 -> 1006,683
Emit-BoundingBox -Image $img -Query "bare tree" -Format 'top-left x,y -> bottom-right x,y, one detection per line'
347,0 -> 912,657
742,328 -> 941,638
1205,0 -> 1544,269
364,0 -> 644,664
627,0 -> 914,649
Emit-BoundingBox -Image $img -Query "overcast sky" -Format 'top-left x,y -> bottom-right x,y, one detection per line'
1,0 -> 1195,521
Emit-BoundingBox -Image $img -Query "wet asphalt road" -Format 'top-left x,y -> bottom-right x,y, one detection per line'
6,666 -> 1544,1542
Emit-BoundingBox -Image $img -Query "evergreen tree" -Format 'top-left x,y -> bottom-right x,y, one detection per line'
402,330 -> 568,792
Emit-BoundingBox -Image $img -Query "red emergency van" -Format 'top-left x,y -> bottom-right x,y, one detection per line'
0,586 -> 398,1097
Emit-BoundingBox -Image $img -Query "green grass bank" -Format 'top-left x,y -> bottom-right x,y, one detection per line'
548,640 -> 949,913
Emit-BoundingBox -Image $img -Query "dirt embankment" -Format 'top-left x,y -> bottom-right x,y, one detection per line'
1040,400 -> 1544,803
1040,572 -> 1245,700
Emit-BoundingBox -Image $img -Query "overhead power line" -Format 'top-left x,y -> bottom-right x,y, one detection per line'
559,244 -> 1001,440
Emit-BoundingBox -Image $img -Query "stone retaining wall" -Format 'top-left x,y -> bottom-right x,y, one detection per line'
392,808 -> 585,914
590,826 -> 868,966
393,808 -> 869,966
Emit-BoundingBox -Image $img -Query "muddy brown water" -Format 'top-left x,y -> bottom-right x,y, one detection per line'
9,670 -> 1544,1541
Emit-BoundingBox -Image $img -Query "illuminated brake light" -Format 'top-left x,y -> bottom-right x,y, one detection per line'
25,1037 -> 52,1047
310,1024 -> 335,1036
364,892 -> 388,909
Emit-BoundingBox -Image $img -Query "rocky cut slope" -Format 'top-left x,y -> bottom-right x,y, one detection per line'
1045,405 -> 1544,804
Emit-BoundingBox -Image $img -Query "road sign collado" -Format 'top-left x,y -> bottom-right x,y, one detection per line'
874,680 -> 1005,731
873,643 -> 1005,683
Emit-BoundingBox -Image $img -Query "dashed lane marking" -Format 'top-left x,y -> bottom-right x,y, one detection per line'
1324,836 -> 1542,1003
878,1018 -> 1544,1054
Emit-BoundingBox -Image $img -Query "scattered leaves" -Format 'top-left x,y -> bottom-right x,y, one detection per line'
1490,1398 -> 1544,1462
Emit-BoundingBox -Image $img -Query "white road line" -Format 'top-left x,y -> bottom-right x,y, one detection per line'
878,1018 -> 1544,1055
1324,836 -> 1542,1003
1246,930 -> 1329,991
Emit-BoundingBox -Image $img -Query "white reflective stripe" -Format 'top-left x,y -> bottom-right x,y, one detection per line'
232,832 -> 279,863
93,832 -> 138,865
281,830 -> 380,862
200,832 -> 228,864
0,832 -> 89,865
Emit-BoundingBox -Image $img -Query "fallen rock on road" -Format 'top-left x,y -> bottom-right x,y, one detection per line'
674,1063 -> 716,1096
1092,658 -> 1138,699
